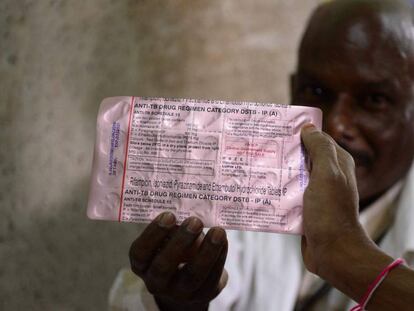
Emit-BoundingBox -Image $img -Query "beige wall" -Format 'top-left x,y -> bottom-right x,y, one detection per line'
1,0 -> 319,309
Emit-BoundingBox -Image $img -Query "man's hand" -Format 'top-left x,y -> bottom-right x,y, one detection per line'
129,212 -> 228,311
300,124 -> 371,279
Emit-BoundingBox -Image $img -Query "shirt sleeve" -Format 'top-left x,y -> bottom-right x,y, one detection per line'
108,268 -> 160,311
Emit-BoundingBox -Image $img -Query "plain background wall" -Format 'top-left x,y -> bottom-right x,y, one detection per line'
1,0 -> 320,310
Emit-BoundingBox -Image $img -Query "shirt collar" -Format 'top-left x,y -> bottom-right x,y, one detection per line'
380,162 -> 414,263
359,180 -> 403,242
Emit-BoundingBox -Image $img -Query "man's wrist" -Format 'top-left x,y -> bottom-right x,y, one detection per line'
319,229 -> 393,301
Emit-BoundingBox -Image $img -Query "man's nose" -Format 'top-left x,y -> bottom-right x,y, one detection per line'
325,93 -> 358,141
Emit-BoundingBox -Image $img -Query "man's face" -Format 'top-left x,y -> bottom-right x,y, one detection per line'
291,15 -> 414,206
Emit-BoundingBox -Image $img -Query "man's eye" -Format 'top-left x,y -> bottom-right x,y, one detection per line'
364,93 -> 390,109
302,86 -> 325,98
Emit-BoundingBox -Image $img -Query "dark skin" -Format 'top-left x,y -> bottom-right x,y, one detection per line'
129,214 -> 228,311
129,1 -> 414,310
291,0 -> 414,208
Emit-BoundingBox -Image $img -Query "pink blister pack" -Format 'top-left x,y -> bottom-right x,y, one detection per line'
87,97 -> 322,234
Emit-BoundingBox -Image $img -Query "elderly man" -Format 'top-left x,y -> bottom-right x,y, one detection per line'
109,0 -> 414,310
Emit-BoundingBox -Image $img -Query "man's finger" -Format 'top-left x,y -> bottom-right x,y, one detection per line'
145,217 -> 204,291
175,227 -> 227,293
335,144 -> 358,189
193,238 -> 228,301
129,212 -> 176,277
301,124 -> 341,178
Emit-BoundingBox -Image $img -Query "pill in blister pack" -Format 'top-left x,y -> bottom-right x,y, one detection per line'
87,97 -> 322,234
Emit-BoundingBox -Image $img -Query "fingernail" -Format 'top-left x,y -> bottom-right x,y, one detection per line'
302,123 -> 317,132
211,228 -> 225,244
185,217 -> 203,233
158,212 -> 175,227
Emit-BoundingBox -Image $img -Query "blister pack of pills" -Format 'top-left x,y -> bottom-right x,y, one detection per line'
87,97 -> 322,234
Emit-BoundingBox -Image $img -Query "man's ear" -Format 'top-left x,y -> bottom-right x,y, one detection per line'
289,73 -> 298,105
